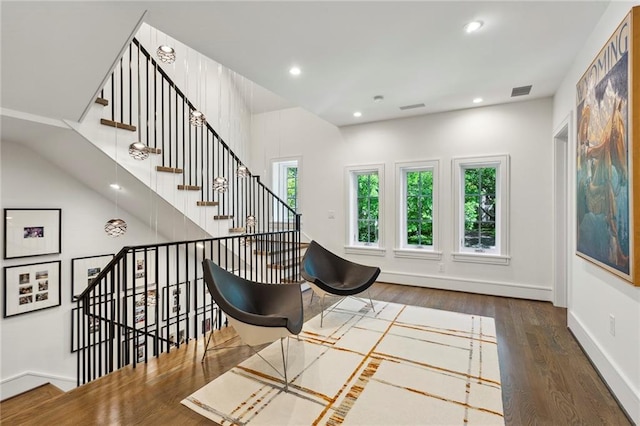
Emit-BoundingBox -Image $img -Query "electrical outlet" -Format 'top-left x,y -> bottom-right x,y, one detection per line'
328,210 -> 335,219
438,263 -> 444,272
609,314 -> 615,336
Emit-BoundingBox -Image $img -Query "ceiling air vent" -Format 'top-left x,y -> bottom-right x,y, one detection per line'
511,85 -> 532,97
399,103 -> 425,111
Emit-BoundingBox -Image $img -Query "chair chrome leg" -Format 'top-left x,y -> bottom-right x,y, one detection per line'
201,330 -> 215,362
320,294 -> 326,327
368,289 -> 376,312
309,290 -> 314,306
280,337 -> 289,392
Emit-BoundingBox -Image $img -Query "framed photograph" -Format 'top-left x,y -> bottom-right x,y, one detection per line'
123,287 -> 157,330
71,254 -> 114,301
4,260 -> 61,317
193,277 -> 213,310
162,322 -> 187,347
162,281 -> 189,320
70,303 -> 112,352
576,7 -> 639,286
127,250 -> 156,288
4,208 -> 62,259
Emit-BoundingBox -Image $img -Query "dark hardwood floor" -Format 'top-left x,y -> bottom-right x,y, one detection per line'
2,283 -> 632,425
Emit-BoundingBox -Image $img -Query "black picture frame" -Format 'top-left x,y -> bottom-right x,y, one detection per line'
4,208 -> 62,259
71,253 -> 114,301
3,260 -> 62,317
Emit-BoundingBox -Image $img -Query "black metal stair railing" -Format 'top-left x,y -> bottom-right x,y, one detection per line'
98,38 -> 297,235
74,37 -> 305,385
75,230 -> 301,386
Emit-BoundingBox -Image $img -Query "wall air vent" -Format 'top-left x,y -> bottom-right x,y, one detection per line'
511,85 -> 532,97
399,103 -> 426,111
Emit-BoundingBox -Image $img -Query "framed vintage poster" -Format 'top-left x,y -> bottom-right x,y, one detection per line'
71,254 -> 114,301
4,208 -> 62,259
127,249 -> 156,287
576,7 -> 639,286
4,260 -> 62,317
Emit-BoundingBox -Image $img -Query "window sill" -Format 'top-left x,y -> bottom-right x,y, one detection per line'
344,245 -> 387,257
394,248 -> 442,260
451,252 -> 510,265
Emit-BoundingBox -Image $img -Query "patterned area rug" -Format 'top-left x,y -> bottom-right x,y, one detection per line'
182,299 -> 504,425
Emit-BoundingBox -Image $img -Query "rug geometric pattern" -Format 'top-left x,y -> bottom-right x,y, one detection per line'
182,299 -> 504,425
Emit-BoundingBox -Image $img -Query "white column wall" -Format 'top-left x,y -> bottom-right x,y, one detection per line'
250,97 -> 554,301
552,2 -> 640,422
0,140 -> 166,399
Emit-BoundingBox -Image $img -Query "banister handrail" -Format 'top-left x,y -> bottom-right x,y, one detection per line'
130,38 -> 296,218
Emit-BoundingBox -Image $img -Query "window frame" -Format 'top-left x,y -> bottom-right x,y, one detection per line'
452,154 -> 510,265
345,164 -> 386,256
271,157 -> 301,221
394,160 -> 442,260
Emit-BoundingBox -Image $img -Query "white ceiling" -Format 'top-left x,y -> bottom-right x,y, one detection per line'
2,1 -> 610,128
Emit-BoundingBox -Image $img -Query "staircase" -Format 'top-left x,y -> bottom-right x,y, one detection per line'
68,35 -> 308,387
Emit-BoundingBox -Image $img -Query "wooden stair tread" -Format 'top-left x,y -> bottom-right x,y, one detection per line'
229,227 -> 245,233
156,166 -> 183,174
177,185 -> 201,191
100,118 -> 136,132
252,239 -> 309,249
0,383 -> 64,422
267,257 -> 303,269
281,276 -> 305,284
145,147 -> 162,154
196,201 -> 219,207
213,215 -> 233,220
95,97 -> 108,106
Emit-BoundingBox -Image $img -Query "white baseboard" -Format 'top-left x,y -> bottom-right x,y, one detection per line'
568,311 -> 639,424
379,270 -> 553,301
0,371 -> 76,401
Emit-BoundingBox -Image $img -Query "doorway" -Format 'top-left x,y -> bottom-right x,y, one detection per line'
553,122 -> 569,307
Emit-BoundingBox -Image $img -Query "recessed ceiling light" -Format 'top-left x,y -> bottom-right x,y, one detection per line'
464,20 -> 483,33
289,66 -> 301,76
473,97 -> 483,104
373,95 -> 384,103
353,111 -> 362,118
110,183 -> 121,190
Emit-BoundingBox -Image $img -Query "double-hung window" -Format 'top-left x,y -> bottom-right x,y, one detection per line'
345,164 -> 385,256
395,160 -> 441,260
452,155 -> 510,265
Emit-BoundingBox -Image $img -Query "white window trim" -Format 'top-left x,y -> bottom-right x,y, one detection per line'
452,154 -> 510,265
345,163 -> 386,256
394,159 -> 442,261
270,156 -> 301,222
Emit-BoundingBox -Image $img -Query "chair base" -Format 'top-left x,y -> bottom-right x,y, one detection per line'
307,282 -> 375,327
201,325 -> 294,391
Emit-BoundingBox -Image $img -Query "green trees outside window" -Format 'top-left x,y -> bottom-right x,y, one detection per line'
405,170 -> 433,246
357,172 -> 379,244
286,166 -> 297,214
463,167 -> 496,249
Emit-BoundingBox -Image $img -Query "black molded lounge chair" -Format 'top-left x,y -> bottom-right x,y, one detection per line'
201,259 -> 303,391
301,240 -> 381,326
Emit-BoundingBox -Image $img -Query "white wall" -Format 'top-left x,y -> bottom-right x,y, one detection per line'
553,2 -> 640,423
251,97 -> 554,301
0,140 -> 167,399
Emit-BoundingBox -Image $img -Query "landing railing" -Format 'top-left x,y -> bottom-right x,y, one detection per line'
75,230 -> 301,385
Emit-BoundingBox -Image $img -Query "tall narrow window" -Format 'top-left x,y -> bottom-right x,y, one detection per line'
346,164 -> 385,255
272,158 -> 300,221
357,172 -> 379,244
453,155 -> 510,265
395,160 -> 441,260
463,167 -> 496,250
